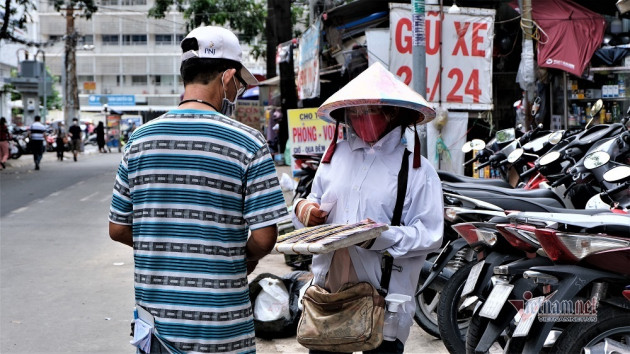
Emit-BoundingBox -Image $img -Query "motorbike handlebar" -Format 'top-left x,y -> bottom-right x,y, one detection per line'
603,181 -> 630,197
551,174 -> 572,188
520,166 -> 537,179
475,160 -> 491,171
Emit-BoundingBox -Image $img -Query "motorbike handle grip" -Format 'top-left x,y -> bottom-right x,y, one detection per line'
520,166 -> 537,179
462,156 -> 479,166
475,160 -> 491,171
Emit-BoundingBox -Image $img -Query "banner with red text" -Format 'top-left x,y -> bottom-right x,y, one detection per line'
389,4 -> 495,110
287,108 -> 343,176
235,100 -> 264,131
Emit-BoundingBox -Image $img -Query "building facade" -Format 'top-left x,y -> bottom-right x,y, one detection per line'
37,0 -> 265,118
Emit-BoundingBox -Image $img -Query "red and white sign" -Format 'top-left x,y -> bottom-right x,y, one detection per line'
389,4 -> 495,110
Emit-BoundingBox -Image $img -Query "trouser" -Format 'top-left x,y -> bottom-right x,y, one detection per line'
309,339 -> 404,354
56,138 -> 65,159
0,141 -> 9,163
31,140 -> 44,165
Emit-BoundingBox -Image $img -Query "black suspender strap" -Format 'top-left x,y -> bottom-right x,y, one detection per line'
379,149 -> 411,295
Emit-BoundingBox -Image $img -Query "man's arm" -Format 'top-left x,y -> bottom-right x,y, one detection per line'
109,222 -> 133,247
245,225 -> 278,274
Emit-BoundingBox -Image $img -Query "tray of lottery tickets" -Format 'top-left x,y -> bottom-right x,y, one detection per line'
273,220 -> 389,255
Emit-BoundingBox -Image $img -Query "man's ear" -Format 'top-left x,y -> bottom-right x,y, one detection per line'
221,68 -> 237,86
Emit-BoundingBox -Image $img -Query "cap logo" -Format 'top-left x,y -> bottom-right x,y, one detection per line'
204,41 -> 215,55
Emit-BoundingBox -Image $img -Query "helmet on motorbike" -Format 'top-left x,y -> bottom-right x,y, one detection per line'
316,62 -> 435,168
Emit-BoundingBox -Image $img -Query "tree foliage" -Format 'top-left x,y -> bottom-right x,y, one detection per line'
0,0 -> 36,44
0,0 -> 97,45
149,0 -> 308,60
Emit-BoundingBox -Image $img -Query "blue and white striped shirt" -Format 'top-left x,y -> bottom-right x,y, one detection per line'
109,110 -> 288,353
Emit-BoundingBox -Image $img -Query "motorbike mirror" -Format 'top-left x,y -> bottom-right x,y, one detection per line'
548,130 -> 564,145
471,139 -> 485,150
507,148 -> 524,163
462,141 -> 473,153
590,99 -> 604,117
539,151 -> 561,166
495,128 -> 516,144
603,165 -> 630,183
583,151 -> 611,170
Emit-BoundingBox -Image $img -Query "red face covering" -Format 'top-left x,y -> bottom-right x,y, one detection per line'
349,108 -> 389,143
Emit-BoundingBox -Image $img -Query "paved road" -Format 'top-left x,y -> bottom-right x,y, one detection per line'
0,151 -> 447,353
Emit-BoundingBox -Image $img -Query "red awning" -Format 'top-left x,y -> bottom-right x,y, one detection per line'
532,0 -> 606,77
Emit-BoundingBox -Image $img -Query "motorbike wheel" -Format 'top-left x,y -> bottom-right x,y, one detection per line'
466,311 -> 525,354
10,151 -> 21,159
549,305 -> 630,353
437,261 -> 476,354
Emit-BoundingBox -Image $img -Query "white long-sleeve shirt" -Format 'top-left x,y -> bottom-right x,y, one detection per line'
292,126 -> 444,343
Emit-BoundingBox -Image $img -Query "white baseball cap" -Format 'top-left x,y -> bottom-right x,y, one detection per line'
181,26 -> 258,86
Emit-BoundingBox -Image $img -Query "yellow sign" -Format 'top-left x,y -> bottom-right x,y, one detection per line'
287,108 -> 342,175
83,81 -> 96,91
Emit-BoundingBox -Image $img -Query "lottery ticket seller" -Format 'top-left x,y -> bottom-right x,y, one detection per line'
291,62 -> 444,353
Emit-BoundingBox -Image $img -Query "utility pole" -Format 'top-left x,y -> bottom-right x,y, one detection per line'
412,0 -> 428,158
64,5 -> 79,126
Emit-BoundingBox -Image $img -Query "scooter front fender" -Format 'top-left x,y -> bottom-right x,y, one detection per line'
416,238 -> 469,295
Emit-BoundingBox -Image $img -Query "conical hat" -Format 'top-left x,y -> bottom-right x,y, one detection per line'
317,62 -> 435,125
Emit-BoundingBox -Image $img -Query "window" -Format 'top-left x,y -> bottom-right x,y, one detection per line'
78,75 -> 95,82
122,34 -> 147,46
79,35 -> 94,45
117,75 -> 126,86
175,34 -> 185,43
99,0 -> 118,5
48,35 -> 62,42
121,0 -> 146,5
102,34 -> 119,45
155,34 -> 173,45
131,75 -> 147,86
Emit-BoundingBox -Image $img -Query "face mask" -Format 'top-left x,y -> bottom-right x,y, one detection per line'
349,110 -> 389,143
220,71 -> 238,116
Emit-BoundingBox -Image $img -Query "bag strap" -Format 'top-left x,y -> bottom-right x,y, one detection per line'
379,149 -> 411,295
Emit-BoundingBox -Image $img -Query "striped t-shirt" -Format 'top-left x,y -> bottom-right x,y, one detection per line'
109,110 -> 289,353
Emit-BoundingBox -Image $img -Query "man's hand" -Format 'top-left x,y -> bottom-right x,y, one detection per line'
295,200 -> 328,227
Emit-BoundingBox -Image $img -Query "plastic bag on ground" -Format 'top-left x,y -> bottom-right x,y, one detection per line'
254,278 -> 290,321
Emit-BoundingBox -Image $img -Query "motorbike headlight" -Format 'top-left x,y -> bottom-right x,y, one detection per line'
583,151 -> 610,170
539,151 -> 560,166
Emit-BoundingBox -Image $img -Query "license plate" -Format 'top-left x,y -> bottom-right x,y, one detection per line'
479,283 -> 514,319
513,296 -> 545,337
462,261 -> 485,297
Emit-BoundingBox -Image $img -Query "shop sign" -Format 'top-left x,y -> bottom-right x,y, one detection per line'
297,19 -> 322,100
389,4 -> 495,110
234,100 -> 264,131
89,94 -> 135,106
287,108 -> 343,176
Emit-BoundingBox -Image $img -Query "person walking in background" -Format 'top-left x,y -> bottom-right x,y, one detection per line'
55,121 -> 68,161
29,115 -> 47,170
0,117 -> 11,169
95,121 -> 106,153
108,25 -> 289,353
68,118 -> 82,162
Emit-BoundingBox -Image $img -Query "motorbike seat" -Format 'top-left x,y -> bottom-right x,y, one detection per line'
438,171 -> 513,188
442,182 -> 565,206
452,191 -> 565,211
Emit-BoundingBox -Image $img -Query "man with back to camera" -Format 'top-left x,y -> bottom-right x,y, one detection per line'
108,26 -> 289,353
28,115 -> 47,170
68,118 -> 82,162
